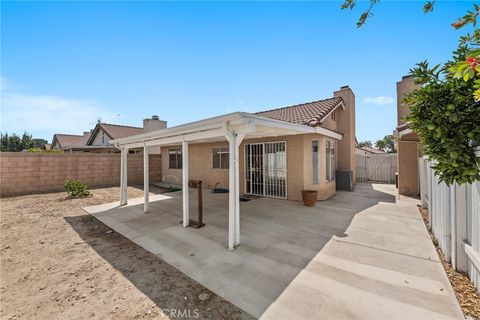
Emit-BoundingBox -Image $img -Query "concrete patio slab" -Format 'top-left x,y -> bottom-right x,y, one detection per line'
83,183 -> 464,319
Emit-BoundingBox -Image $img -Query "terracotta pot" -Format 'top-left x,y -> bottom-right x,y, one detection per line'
301,190 -> 318,207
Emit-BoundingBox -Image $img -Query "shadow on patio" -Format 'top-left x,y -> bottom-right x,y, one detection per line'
67,183 -> 400,318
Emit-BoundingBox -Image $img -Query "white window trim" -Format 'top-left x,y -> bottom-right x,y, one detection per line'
212,146 -> 229,169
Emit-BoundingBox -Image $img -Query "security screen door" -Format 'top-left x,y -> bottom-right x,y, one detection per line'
245,141 -> 287,199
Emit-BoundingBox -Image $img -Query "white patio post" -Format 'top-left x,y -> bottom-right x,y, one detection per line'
120,147 -> 128,206
234,133 -> 245,246
182,139 -> 189,227
124,148 -> 129,204
227,134 -> 236,250
143,145 -> 149,213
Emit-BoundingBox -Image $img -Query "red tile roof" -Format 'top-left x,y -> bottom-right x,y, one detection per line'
97,123 -> 143,140
52,134 -> 89,148
256,97 -> 343,127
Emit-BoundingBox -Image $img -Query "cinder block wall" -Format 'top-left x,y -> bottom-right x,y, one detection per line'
0,153 -> 162,196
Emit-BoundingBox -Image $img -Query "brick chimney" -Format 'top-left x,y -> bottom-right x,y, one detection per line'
334,85 -> 356,184
396,75 -> 419,126
143,115 -> 167,133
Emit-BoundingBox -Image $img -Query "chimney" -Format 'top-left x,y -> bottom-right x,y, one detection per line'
143,115 -> 167,133
334,85 -> 356,184
396,75 -> 419,126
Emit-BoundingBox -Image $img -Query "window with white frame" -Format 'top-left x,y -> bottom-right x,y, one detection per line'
312,140 -> 319,184
212,147 -> 229,169
326,140 -> 335,181
169,147 -> 182,169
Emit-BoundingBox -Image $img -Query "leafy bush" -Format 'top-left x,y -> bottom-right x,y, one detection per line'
27,147 -> 63,153
406,33 -> 480,185
64,179 -> 91,198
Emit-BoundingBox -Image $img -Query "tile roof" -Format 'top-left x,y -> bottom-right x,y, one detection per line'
53,134 -> 89,148
97,123 -> 143,140
357,146 -> 386,154
255,97 -> 343,127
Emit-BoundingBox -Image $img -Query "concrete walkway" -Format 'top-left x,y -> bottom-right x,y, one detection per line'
83,183 -> 464,319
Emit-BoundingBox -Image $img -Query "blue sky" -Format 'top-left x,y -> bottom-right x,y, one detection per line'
1,1 -> 474,143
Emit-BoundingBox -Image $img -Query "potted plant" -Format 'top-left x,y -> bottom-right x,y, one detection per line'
301,190 -> 318,207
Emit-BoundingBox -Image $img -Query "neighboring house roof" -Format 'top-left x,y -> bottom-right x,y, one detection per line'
86,123 -> 143,145
356,146 -> 386,154
52,134 -> 89,148
255,97 -> 344,127
396,122 -> 410,132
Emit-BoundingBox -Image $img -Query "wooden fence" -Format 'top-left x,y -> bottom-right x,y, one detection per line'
356,153 -> 397,184
419,158 -> 480,291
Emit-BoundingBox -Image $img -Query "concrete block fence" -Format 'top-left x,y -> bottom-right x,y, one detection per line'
0,152 -> 162,196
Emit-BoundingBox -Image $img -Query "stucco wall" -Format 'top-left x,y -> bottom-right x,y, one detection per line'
334,86 -> 356,182
161,133 -> 338,201
0,152 -> 162,196
90,129 -> 111,146
301,134 -> 337,200
397,141 -> 419,196
397,76 -> 419,126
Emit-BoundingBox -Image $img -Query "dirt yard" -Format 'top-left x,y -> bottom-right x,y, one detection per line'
0,187 -> 253,320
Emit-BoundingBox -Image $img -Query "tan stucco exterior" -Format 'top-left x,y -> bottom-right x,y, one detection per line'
161,132 -> 339,202
397,140 -> 419,196
396,75 -> 421,196
334,86 -> 356,182
159,86 -> 355,202
396,76 -> 419,126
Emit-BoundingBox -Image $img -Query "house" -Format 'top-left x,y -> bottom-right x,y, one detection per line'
51,131 -> 91,150
111,86 -> 356,250
355,145 -> 386,155
394,75 -> 421,196
51,116 -> 167,153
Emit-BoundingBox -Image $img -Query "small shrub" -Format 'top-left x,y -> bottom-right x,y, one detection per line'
64,179 -> 91,198
27,147 -> 63,153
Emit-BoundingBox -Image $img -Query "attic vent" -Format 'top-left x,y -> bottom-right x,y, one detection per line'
152,115 -> 159,120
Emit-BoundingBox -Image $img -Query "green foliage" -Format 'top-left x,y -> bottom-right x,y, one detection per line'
0,131 -> 34,152
423,1 -> 436,14
357,140 -> 372,148
27,147 -> 63,153
31,138 -> 48,149
405,39 -> 480,185
64,179 -> 91,198
375,135 -> 395,153
341,1 -> 478,30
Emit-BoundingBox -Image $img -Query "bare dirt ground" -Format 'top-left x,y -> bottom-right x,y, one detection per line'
0,187 -> 253,320
420,207 -> 480,319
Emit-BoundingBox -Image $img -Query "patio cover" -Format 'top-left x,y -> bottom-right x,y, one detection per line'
111,112 -> 342,250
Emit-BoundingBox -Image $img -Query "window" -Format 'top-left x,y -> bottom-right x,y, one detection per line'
169,147 -> 182,169
212,147 -> 229,169
326,140 -> 335,181
312,140 -> 319,184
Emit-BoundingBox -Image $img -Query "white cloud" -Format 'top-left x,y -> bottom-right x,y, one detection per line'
1,78 -> 117,139
364,96 -> 394,105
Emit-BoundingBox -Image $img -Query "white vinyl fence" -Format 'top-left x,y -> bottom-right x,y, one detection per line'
419,158 -> 480,291
356,154 -> 397,184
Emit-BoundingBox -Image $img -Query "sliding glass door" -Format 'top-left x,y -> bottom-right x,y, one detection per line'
245,141 -> 287,199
